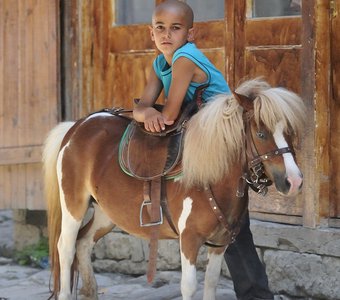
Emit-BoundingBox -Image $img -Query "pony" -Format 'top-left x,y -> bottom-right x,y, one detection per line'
43,78 -> 306,300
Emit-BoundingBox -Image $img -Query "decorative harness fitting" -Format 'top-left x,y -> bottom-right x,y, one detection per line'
237,111 -> 293,197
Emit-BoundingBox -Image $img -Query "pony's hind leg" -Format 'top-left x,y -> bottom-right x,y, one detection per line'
58,199 -> 85,300
203,246 -> 226,300
76,202 -> 115,300
57,152 -> 90,300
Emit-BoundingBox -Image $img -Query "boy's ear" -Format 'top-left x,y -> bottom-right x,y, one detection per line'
149,26 -> 155,41
187,27 -> 195,42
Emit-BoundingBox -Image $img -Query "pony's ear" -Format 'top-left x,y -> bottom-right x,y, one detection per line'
233,91 -> 254,111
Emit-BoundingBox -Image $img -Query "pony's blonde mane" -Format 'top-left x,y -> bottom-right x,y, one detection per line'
182,78 -> 306,188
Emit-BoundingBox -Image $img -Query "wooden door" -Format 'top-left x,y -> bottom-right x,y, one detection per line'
0,0 -> 59,209
330,0 -> 340,222
233,0 -> 304,224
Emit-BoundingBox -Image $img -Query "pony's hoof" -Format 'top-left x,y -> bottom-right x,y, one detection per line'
79,287 -> 98,300
79,295 -> 98,300
58,292 -> 72,300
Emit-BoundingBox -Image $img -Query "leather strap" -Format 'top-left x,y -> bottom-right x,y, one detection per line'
146,179 -> 161,283
249,146 -> 292,168
204,186 -> 243,245
204,186 -> 230,229
160,178 -> 179,235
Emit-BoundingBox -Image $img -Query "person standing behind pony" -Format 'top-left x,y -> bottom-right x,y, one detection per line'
133,1 -> 274,299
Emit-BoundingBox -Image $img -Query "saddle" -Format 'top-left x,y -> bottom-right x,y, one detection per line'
118,85 -> 207,282
119,102 -> 196,180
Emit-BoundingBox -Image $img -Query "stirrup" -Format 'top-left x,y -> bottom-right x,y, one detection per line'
139,199 -> 163,227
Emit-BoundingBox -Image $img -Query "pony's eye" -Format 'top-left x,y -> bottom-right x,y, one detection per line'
256,131 -> 266,139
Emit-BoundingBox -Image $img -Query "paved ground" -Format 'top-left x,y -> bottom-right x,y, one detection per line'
0,256 -> 238,300
0,210 -> 237,300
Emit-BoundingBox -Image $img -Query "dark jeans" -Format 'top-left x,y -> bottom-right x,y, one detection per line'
224,212 -> 274,300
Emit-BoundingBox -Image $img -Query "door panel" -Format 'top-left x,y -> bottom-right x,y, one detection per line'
112,53 -> 155,109
245,18 -> 301,46
245,48 -> 301,92
0,0 -> 59,209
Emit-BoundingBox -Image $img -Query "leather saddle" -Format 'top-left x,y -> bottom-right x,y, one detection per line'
119,101 -> 198,180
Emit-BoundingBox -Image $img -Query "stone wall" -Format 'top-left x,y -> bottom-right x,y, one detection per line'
91,221 -> 340,300
251,221 -> 340,300
6,210 -> 340,300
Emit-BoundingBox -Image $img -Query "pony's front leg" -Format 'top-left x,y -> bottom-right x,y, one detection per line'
203,246 -> 226,300
180,250 -> 198,300
179,232 -> 203,299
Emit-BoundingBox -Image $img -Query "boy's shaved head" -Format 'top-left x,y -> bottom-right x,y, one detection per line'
153,0 -> 194,28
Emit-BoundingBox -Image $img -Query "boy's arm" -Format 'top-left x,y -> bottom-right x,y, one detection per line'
133,68 -> 164,131
161,57 -> 196,122
134,57 -> 197,132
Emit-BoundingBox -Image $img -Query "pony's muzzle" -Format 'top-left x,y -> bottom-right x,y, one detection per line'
286,172 -> 303,196
274,171 -> 303,197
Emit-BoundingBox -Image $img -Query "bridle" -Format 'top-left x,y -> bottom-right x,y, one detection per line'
237,111 -> 294,197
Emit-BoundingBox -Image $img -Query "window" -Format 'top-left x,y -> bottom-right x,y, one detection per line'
115,0 -> 154,25
187,0 -> 224,21
114,0 -> 224,25
252,0 -> 301,18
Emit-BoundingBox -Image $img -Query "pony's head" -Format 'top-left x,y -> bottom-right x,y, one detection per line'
182,78 -> 306,197
234,78 -> 306,196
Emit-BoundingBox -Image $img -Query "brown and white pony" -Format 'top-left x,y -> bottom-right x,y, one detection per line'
43,79 -> 305,300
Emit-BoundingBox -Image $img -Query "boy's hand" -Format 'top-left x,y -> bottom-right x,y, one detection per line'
143,108 -> 174,132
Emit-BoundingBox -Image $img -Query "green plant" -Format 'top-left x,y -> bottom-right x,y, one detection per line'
14,237 -> 49,268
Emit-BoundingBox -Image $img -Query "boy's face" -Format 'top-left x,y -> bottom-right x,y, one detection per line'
150,7 -> 194,59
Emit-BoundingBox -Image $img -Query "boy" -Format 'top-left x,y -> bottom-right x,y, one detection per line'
133,0 -> 230,132
134,1 -> 274,299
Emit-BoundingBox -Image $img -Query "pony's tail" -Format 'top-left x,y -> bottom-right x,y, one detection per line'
42,121 -> 75,298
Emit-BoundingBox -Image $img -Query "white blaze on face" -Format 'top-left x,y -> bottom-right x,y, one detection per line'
273,121 -> 303,194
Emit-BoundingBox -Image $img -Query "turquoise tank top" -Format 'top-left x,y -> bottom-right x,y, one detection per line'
153,42 -> 230,103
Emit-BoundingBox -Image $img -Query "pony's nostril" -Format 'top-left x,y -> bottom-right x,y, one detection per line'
286,175 -> 303,193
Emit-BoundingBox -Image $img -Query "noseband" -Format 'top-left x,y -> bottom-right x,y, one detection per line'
238,112 -> 294,197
